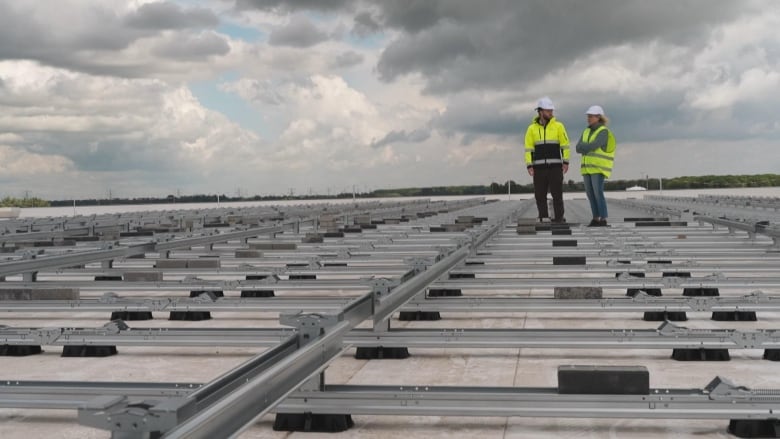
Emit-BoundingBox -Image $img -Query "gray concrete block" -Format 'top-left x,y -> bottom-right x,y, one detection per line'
123,271 -> 164,282
0,288 -> 80,300
302,233 -> 324,243
249,242 -> 274,250
272,243 -> 297,250
516,225 -> 536,235
554,286 -> 603,299
188,258 -> 221,268
235,249 -> 263,258
155,259 -> 188,269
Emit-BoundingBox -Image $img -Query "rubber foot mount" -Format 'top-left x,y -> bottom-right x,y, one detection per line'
62,345 -> 117,357
428,289 -> 463,297
671,348 -> 730,361
0,345 -> 42,356
355,346 -> 410,360
711,311 -> 757,321
169,311 -> 212,321
240,290 -> 275,298
398,311 -> 441,321
273,413 -> 354,432
110,311 -> 153,321
643,311 -> 687,321
728,419 -> 780,438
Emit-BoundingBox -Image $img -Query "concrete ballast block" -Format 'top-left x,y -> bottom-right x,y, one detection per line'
235,249 -> 263,258
554,286 -> 603,299
123,272 -> 164,282
0,288 -> 80,300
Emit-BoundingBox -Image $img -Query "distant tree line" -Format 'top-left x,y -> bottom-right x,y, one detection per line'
0,196 -> 50,208
17,173 -> 780,208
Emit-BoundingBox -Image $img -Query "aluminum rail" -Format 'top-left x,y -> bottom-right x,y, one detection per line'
159,323 -> 348,439
277,377 -> 780,420
43,266 -> 409,277
0,243 -> 155,278
451,263 -> 780,275
0,279 -> 372,291
4,321 -> 780,351
5,376 -> 780,423
81,205 -> 507,437
0,381 -> 198,409
430,276 -> 780,290
0,222 -> 293,277
374,246 -> 470,325
5,291 -> 780,314
695,215 -> 780,242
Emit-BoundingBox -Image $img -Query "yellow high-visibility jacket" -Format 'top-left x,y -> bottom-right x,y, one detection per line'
524,116 -> 570,169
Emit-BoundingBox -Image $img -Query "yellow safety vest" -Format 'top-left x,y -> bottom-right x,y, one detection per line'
580,126 -> 616,178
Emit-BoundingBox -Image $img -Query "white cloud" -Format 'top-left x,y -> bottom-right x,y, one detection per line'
0,0 -> 779,199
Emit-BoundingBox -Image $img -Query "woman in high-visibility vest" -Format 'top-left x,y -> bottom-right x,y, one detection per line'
576,105 -> 616,227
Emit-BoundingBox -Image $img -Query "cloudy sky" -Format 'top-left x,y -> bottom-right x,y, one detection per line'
1,0 -> 778,199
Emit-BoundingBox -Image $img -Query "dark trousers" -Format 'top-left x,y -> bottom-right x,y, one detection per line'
532,166 -> 564,220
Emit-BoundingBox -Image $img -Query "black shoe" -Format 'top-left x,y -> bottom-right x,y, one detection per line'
588,219 -> 599,227
552,217 -> 566,224
598,219 -> 608,227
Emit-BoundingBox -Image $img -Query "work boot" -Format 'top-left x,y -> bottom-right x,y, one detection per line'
588,219 -> 600,227
598,219 -> 608,227
552,217 -> 566,224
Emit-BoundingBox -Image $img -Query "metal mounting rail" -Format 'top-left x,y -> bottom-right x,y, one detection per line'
278,377 -> 780,419
4,291 -> 780,315
695,215 -> 780,244
3,321 -> 780,351
430,276 -> 780,290
3,377 -> 780,423
0,279 -> 373,291
0,222 -> 295,277
65,200 -> 517,438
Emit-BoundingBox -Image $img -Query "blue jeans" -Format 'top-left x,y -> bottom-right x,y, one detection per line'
583,173 -> 608,218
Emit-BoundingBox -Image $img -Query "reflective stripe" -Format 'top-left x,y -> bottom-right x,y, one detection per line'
533,158 -> 563,165
534,140 -> 560,146
588,152 -> 613,161
581,163 -> 612,172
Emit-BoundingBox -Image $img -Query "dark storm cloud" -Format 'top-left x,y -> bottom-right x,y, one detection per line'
235,0 -> 355,13
0,3 -> 139,58
352,11 -> 381,37
124,2 -> 219,30
0,1 -> 223,77
153,32 -> 231,60
331,50 -> 364,68
21,132 -> 176,172
371,128 -> 430,148
371,0 -> 754,93
268,16 -> 329,47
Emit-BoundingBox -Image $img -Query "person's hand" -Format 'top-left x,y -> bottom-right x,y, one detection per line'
527,167 -> 534,176
562,163 -> 569,174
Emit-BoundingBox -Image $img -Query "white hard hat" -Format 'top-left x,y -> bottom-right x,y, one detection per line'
536,97 -> 554,110
586,105 -> 605,115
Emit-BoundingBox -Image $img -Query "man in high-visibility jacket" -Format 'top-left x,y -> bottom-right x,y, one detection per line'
525,97 -> 570,222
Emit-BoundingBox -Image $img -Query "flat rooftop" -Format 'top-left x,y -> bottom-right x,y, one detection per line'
1,193 -> 779,438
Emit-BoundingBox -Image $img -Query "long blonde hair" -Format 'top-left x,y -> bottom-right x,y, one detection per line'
598,115 -> 610,126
